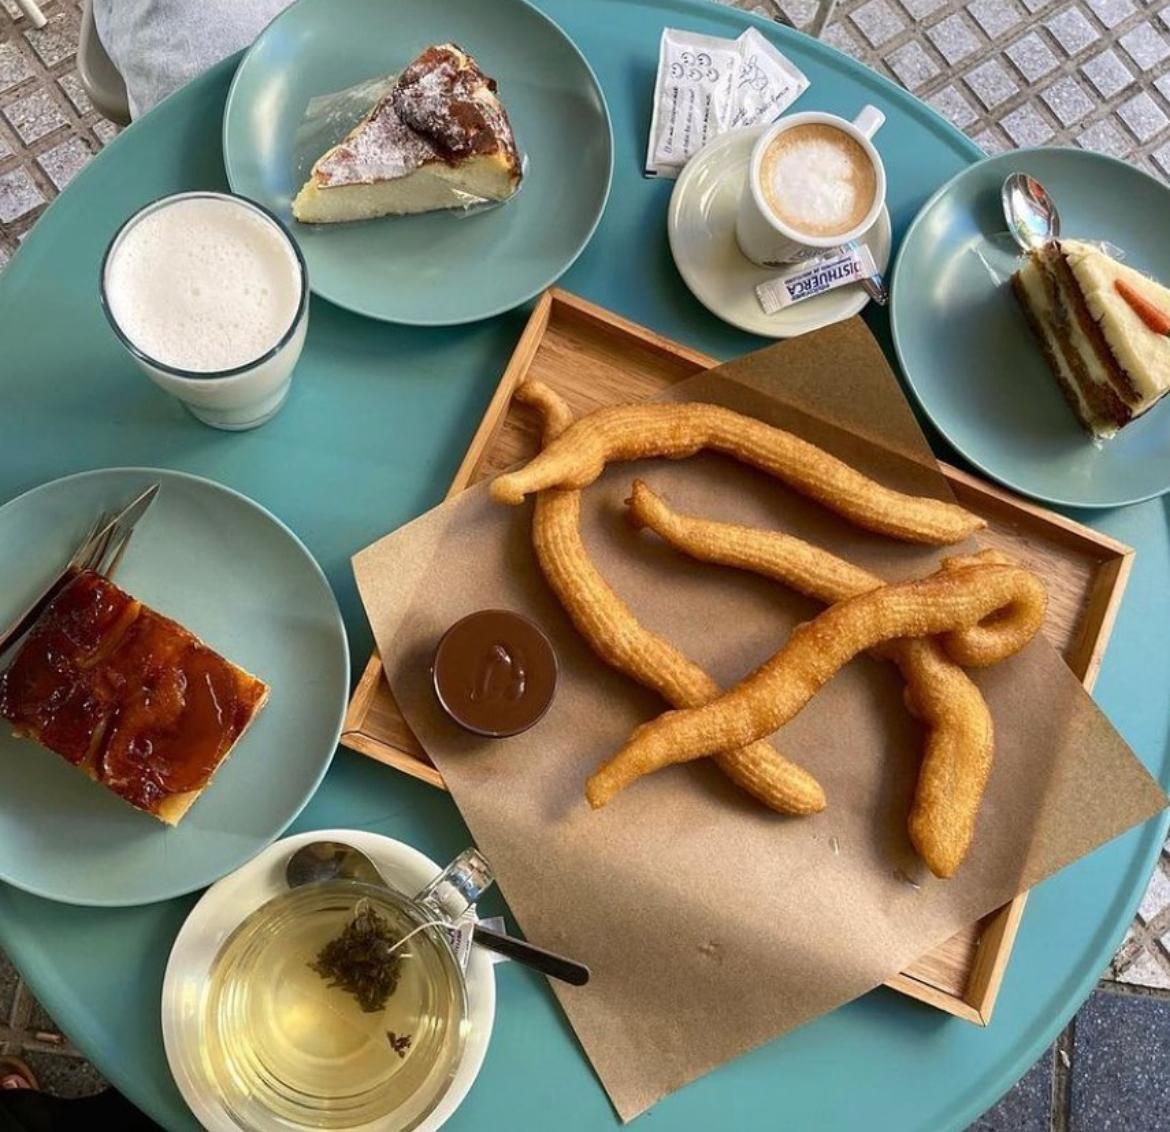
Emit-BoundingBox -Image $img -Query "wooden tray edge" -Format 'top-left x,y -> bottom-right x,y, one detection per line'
340,289 -> 1137,1023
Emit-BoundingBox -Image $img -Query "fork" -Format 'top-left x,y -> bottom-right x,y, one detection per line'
0,513 -> 133,662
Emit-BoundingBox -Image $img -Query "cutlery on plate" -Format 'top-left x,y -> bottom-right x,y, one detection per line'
1001,172 -> 1061,252
0,483 -> 160,661
286,839 -> 591,987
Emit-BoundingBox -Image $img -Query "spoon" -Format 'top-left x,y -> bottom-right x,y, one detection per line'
1001,172 -> 1061,252
286,840 -> 590,987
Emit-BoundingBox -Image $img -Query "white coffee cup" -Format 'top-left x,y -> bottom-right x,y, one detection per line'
101,192 -> 309,431
735,106 -> 886,267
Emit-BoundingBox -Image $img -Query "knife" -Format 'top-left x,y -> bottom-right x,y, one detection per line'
0,484 -> 160,661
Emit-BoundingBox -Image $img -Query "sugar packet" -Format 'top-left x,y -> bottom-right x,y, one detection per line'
730,28 -> 810,130
645,26 -> 809,178
645,29 -> 742,179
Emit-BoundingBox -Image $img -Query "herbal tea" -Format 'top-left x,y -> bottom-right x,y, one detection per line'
202,883 -> 467,1131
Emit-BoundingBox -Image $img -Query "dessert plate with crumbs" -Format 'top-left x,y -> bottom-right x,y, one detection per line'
0,468 -> 348,906
891,147 -> 1170,509
222,0 -> 612,325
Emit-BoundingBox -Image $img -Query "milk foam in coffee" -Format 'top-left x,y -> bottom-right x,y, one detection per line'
759,124 -> 877,239
105,196 -> 302,373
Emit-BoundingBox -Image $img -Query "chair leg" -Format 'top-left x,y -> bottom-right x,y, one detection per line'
12,0 -> 48,29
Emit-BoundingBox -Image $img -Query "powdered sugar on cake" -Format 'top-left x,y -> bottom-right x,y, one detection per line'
312,44 -> 517,188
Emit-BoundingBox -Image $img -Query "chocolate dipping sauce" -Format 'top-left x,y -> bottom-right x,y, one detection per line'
432,610 -> 558,738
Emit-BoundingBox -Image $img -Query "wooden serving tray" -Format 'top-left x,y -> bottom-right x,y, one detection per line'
344,289 -> 1134,1025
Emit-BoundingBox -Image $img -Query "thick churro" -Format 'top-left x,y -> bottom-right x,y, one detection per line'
586,562 -> 1047,816
517,381 -> 826,815
625,481 -> 1000,876
491,401 -> 985,546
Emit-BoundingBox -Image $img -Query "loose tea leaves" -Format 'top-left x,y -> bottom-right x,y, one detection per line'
386,1030 -> 413,1059
310,899 -> 403,1012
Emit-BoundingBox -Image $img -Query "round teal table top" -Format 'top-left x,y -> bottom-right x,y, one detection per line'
1,2 -> 1168,1130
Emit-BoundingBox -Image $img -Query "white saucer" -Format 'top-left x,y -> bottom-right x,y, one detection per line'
161,830 -> 496,1132
668,126 -> 892,339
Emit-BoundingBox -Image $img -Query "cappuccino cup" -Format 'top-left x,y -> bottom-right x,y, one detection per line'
735,106 -> 886,266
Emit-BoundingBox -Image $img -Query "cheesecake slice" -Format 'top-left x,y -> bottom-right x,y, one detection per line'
1012,239 -> 1170,438
0,570 -> 268,825
292,43 -> 521,223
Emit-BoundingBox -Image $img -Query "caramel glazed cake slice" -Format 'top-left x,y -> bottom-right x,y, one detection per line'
292,43 -> 522,222
1012,239 -> 1170,438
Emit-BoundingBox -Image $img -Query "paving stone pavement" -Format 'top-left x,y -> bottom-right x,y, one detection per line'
1,0 -> 1169,1125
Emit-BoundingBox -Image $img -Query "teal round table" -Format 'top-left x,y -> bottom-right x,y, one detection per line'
1,2 -> 1168,1129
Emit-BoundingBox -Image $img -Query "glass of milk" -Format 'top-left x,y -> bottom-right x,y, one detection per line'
101,192 -> 309,430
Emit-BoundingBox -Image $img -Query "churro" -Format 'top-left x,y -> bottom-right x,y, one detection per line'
586,562 -> 1047,818
625,481 -> 1002,876
491,401 -> 985,546
517,381 -> 826,815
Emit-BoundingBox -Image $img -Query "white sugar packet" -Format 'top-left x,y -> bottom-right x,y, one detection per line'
645,26 -> 809,178
730,27 -> 810,129
645,29 -> 742,178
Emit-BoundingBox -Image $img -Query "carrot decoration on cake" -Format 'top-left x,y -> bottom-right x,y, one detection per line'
1115,279 -> 1170,337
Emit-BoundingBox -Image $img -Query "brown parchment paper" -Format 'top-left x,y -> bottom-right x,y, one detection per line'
353,318 -> 1167,1123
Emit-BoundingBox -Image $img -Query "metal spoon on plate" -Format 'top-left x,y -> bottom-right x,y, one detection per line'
286,840 -> 590,986
1001,172 -> 1061,252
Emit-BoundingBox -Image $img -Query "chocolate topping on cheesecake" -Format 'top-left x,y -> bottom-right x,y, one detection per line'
309,43 -> 519,190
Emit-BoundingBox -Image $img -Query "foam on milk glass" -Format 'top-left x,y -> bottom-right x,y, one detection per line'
101,192 -> 309,430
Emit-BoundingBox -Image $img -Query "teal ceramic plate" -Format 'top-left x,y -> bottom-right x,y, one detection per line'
891,147 -> 1170,509
222,0 -> 612,325
0,469 -> 348,906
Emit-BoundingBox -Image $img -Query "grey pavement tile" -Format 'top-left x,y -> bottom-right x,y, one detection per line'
1070,989 -> 1170,1131
21,1051 -> 106,1100
887,39 -> 942,88
0,166 -> 44,223
22,10 -> 81,69
778,0 -> 820,24
851,0 -> 908,44
1006,31 -> 1062,80
1118,89 -> 1170,140
57,71 -> 92,115
1116,943 -> 1170,986
92,118 -> 119,146
36,135 -> 92,191
965,58 -> 1021,107
0,40 -> 33,94
1047,5 -> 1104,55
1138,859 -> 1170,923
900,0 -> 949,17
1041,75 -> 1097,124
966,0 -> 1025,37
1021,0 -> 1057,12
3,88 -> 69,145
1087,0 -> 1139,26
1120,20 -> 1170,66
1079,48 -> 1137,97
1160,5 -> 1170,30
0,129 -> 12,160
1154,138 -> 1170,175
928,82 -> 981,127
928,12 -> 984,62
1002,101 -> 1058,143
821,20 -> 869,59
974,125 -> 1012,151
1078,115 -> 1137,153
1157,71 -> 1170,101
969,1047 -> 1053,1131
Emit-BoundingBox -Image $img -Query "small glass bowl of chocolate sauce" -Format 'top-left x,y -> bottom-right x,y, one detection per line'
432,610 -> 557,738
